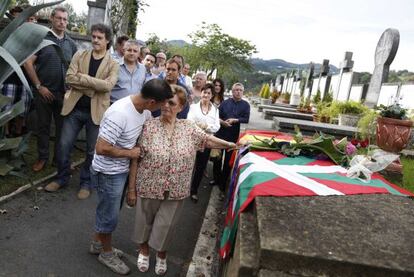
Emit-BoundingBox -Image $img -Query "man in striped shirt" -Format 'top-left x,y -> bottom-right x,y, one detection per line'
89,79 -> 173,275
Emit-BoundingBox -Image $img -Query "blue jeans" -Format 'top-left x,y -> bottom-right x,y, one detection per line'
56,108 -> 99,189
91,167 -> 128,233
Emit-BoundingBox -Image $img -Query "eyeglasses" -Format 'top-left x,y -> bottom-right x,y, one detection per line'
53,16 -> 67,22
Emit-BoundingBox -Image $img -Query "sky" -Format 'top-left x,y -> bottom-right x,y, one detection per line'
67,0 -> 414,72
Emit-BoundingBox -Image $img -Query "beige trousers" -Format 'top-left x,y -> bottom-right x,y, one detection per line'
132,196 -> 184,252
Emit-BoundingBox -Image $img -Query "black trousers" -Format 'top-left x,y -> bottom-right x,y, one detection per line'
35,95 -> 63,162
190,148 -> 211,195
212,149 -> 234,191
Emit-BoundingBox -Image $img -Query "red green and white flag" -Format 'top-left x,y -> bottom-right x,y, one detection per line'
219,131 -> 413,259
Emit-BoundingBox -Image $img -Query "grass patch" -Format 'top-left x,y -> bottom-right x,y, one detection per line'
0,136 -> 85,197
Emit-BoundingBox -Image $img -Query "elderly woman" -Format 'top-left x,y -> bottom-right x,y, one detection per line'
187,83 -> 220,202
127,85 -> 236,275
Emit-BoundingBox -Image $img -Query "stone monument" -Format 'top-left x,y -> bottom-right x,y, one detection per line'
316,59 -> 330,98
365,28 -> 400,107
87,0 -> 111,30
304,63 -> 314,98
335,52 -> 354,100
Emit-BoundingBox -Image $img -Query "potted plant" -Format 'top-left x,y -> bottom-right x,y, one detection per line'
282,92 -> 291,104
357,109 -> 379,144
260,83 -> 271,105
337,101 -> 367,127
376,103 -> 413,152
271,90 -> 280,104
314,102 -> 331,123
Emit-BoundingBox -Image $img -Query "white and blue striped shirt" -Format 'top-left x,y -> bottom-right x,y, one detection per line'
92,96 -> 152,174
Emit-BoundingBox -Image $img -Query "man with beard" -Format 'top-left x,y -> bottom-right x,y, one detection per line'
44,24 -> 119,200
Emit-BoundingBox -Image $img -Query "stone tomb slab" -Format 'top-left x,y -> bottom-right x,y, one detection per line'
272,116 -> 357,138
258,104 -> 298,113
255,195 -> 414,276
262,109 -> 313,121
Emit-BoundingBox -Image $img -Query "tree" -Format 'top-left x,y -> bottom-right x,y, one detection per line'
188,22 -> 257,78
145,33 -> 169,54
111,0 -> 147,38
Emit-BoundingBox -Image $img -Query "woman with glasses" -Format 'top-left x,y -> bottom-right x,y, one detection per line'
127,85 -> 236,275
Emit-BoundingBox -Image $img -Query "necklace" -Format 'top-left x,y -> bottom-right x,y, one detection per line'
200,102 -> 211,116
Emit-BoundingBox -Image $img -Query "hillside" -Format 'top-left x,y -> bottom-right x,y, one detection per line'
250,58 -> 339,74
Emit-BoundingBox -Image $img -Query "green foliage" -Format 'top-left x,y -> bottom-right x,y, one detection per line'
378,103 -> 409,120
337,100 -> 367,115
312,89 -> 321,104
322,90 -> 333,103
111,0 -> 147,38
145,33 -> 170,55
262,83 -> 270,99
188,22 -> 257,78
316,102 -> 331,118
357,109 -> 379,141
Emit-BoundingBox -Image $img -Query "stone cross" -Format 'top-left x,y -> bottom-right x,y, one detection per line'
305,63 -> 314,98
316,59 -> 330,95
335,52 -> 354,100
365,28 -> 400,107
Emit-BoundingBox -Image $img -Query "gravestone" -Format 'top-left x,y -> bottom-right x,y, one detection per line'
316,59 -> 330,98
304,63 -> 314,98
335,52 -> 354,100
365,28 -> 400,107
87,0 -> 109,30
276,75 -> 285,92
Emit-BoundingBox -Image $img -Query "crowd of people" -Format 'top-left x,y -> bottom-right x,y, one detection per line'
2,6 -> 251,275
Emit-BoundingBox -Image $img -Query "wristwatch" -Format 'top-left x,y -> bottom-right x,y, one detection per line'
35,83 -> 41,90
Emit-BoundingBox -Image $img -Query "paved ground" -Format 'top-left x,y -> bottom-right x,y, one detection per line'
0,99 -> 273,277
0,167 -> 213,277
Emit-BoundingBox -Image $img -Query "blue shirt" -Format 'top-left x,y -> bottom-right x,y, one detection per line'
216,98 -> 250,142
110,61 -> 146,103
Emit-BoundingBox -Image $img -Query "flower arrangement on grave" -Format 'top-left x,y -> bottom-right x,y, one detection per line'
337,100 -> 368,127
297,96 -> 312,113
248,126 -> 357,166
314,102 -> 331,123
312,89 -> 322,105
271,90 -> 280,103
282,92 -> 291,104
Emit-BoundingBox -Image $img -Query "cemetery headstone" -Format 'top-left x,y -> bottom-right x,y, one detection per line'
335,52 -> 354,100
365,28 -> 400,107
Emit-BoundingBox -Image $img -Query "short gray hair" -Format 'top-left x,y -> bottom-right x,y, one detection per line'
232,82 -> 244,91
51,6 -> 67,17
124,39 -> 141,48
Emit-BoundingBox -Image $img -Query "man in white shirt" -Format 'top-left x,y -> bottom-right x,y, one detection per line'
89,79 -> 173,275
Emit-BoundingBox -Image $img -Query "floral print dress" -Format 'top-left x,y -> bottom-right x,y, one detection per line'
135,118 -> 208,200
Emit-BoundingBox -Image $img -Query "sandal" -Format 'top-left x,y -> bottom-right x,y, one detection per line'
155,255 -> 167,275
137,252 -> 150,272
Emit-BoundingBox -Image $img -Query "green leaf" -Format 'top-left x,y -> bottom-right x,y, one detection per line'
0,0 -> 64,45
0,94 -> 12,110
0,99 -> 24,127
0,0 -> 12,20
0,163 -> 13,176
0,23 -> 53,92
0,137 -> 22,152
0,46 -> 32,96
